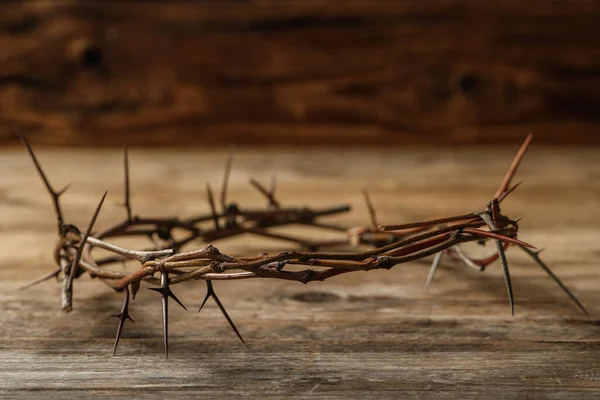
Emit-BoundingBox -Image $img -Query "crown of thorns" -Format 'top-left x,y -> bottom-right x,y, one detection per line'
19,134 -> 587,358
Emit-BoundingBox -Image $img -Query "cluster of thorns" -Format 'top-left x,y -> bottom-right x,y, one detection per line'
19,134 -> 588,358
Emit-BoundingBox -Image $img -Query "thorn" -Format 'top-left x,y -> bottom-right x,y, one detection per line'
198,281 -> 245,344
169,290 -> 187,311
496,239 -> 514,317
198,287 -> 211,312
20,133 -> 66,231
67,192 -> 107,289
425,251 -> 443,289
269,174 -> 276,197
520,246 -> 589,315
57,183 -> 71,197
534,247 -> 545,255
64,191 -> 107,313
498,181 -> 523,203
206,182 -> 220,230
149,272 -> 169,358
18,266 -> 61,291
480,213 -> 514,316
148,277 -> 187,312
362,189 -> 378,227
131,280 -> 140,300
111,286 -> 134,356
220,148 -> 234,212
462,228 -> 537,249
148,272 -> 187,358
249,178 -> 280,209
494,134 -> 533,201
453,244 -> 487,271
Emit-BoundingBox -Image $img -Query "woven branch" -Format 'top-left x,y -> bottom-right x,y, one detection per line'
18,134 -> 588,358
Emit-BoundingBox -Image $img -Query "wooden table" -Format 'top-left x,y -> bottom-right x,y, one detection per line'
1,146 -> 598,398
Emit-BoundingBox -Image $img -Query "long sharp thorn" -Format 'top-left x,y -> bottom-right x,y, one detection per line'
453,244 -> 484,271
363,189 -> 378,227
57,183 -> 71,197
123,146 -> 132,222
63,191 -> 107,312
462,228 -> 537,249
268,174 -> 279,209
198,280 -> 212,312
18,266 -> 61,291
198,291 -> 211,313
220,147 -> 234,212
480,213 -> 514,316
168,289 -> 187,311
520,246 -> 589,315
198,281 -> 244,344
111,286 -> 134,356
160,277 -> 168,359
20,134 -> 65,229
148,272 -> 187,357
512,216 -> 524,224
148,272 -> 170,358
249,178 -> 280,209
67,191 -> 107,290
496,239 -> 514,316
131,280 -> 140,300
425,251 -> 443,289
206,182 -> 220,230
498,181 -> 523,203
211,287 -> 245,344
269,174 -> 276,197
494,134 -> 533,200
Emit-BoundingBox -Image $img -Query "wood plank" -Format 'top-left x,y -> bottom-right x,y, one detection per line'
0,145 -> 599,398
1,1 -> 600,146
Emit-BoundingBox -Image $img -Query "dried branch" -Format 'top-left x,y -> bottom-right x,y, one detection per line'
198,281 -> 244,344
20,134 -> 70,233
250,177 -> 280,209
19,133 -> 589,357
63,191 -> 107,312
112,285 -> 134,356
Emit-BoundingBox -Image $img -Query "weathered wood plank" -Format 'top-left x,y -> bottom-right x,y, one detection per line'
0,145 -> 599,397
1,1 -> 600,146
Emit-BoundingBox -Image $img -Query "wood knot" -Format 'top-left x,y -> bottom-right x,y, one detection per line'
211,261 -> 226,273
457,73 -> 480,95
205,244 -> 220,254
369,256 -> 393,270
67,38 -> 104,70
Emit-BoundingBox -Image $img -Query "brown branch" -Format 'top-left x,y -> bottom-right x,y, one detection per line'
20,133 -> 588,358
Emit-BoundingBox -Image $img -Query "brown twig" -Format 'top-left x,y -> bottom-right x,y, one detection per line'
18,133 -> 589,358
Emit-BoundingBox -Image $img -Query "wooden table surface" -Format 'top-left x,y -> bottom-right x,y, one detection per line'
0,145 -> 599,399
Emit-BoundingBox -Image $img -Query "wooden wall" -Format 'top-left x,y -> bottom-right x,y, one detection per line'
1,1 -> 600,147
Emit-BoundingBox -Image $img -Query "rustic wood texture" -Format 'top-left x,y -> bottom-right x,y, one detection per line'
2,1 -> 600,146
1,144 -> 599,398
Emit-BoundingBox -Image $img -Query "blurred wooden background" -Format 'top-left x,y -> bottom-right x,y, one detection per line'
1,1 -> 600,147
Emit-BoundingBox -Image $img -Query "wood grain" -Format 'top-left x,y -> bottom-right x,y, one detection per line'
0,145 -> 599,398
1,1 -> 600,146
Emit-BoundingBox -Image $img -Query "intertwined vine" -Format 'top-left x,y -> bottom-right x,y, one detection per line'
19,134 -> 587,357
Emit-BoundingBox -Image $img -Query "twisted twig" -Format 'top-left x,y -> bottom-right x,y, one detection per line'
18,133 -> 588,358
